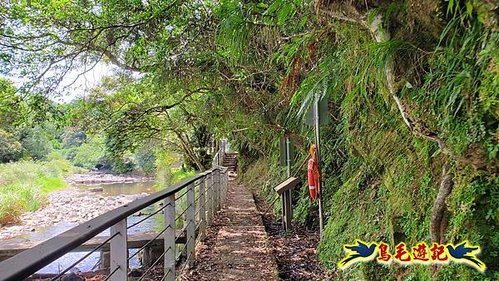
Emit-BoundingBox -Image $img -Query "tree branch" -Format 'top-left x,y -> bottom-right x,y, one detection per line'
430,162 -> 453,243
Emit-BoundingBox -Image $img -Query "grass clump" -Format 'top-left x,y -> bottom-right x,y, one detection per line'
0,159 -> 81,225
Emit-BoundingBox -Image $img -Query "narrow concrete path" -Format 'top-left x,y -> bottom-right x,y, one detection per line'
185,182 -> 278,280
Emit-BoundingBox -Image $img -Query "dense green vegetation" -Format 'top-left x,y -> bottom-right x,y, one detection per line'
0,159 -> 77,224
0,77 -> 202,223
1,0 -> 497,280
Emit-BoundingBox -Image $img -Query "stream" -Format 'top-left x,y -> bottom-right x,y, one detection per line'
1,180 -> 165,274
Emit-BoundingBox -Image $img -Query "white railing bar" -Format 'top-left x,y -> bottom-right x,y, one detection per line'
0,166 -> 231,281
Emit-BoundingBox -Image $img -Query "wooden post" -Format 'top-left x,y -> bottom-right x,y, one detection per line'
274,178 -> 301,231
206,173 -> 213,226
282,191 -> 292,230
163,194 -> 175,281
110,219 -> 127,281
281,195 -> 286,229
186,183 -> 195,266
199,177 -> 206,238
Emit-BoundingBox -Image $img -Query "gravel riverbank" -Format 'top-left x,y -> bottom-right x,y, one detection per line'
0,188 -> 148,239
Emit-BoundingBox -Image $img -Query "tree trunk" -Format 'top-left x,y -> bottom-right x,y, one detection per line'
430,163 -> 453,243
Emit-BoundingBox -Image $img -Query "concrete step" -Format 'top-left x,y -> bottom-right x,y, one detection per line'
223,153 -> 237,172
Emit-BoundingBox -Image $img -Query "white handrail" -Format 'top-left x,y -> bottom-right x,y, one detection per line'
0,167 -> 230,281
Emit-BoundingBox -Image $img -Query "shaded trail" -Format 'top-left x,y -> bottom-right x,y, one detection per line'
253,194 -> 333,281
185,182 -> 278,280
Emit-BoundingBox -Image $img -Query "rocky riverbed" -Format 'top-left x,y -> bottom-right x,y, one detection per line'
66,171 -> 153,185
0,188 -> 149,239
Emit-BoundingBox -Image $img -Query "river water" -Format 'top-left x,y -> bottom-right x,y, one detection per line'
25,181 -> 161,274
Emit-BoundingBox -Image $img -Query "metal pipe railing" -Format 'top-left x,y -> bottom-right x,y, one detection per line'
0,167 -> 229,281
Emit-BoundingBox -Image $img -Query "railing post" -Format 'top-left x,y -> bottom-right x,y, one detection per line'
163,194 -> 175,281
221,169 -> 224,208
223,169 -> 228,205
217,169 -> 222,211
206,173 -> 213,226
221,169 -> 225,208
110,219 -> 127,281
225,170 -> 228,200
186,182 -> 195,266
211,171 -> 217,217
199,176 -> 206,238
214,168 -> 219,211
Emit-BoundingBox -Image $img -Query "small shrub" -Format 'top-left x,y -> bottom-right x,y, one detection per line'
0,192 -> 23,225
0,129 -> 22,163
